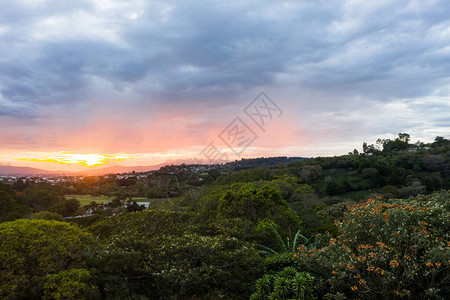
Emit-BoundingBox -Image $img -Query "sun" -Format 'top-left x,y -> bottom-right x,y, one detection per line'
16,153 -> 132,167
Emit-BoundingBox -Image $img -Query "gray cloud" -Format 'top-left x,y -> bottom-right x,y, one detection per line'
0,0 -> 449,153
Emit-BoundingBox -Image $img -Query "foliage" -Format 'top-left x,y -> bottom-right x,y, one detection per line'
87,209 -> 263,299
147,233 -> 262,299
295,192 -> 450,299
251,267 -> 315,300
28,210 -> 64,221
217,181 -> 301,236
0,219 -> 95,299
299,165 -> 323,182
24,183 -> 65,210
43,269 -> 100,300
0,182 -> 33,222
52,198 -> 81,217
88,208 -> 195,240
256,222 -> 314,256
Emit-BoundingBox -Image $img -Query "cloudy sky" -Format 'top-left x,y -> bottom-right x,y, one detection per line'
1,0 -> 450,171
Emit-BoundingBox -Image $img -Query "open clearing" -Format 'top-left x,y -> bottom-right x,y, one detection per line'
64,195 -> 170,206
65,194 -> 113,206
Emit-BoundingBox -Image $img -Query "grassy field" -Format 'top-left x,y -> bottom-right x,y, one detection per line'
65,195 -> 170,206
130,197 -> 151,202
65,195 -> 113,206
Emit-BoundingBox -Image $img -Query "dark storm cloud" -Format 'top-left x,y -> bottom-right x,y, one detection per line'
2,0 -> 449,104
0,0 -> 341,104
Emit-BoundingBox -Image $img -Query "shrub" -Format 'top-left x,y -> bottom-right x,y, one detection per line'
361,168 -> 379,178
251,267 -> 315,300
28,211 -> 64,221
295,192 -> 450,299
43,269 -> 100,300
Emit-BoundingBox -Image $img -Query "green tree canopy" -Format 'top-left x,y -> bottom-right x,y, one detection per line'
0,219 -> 95,299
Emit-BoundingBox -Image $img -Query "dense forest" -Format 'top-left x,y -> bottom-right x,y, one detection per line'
1,135 -> 450,299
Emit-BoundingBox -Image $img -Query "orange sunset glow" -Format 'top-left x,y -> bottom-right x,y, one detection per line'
15,153 -> 132,167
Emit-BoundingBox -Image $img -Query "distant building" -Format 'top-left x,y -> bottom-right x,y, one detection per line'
136,202 -> 150,208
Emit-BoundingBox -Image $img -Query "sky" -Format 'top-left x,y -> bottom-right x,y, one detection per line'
0,0 -> 450,171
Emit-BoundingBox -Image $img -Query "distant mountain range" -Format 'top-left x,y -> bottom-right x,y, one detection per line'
0,166 -> 60,176
0,164 -> 165,176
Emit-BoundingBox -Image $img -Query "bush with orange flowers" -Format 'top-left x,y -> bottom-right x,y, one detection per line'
295,191 -> 450,299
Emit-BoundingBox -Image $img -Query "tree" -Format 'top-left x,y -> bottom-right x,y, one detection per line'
361,167 -> 379,178
28,211 -> 64,221
325,180 -> 344,196
43,269 -> 100,300
382,139 -> 408,152
0,190 -> 15,221
300,165 -> 323,182
422,155 -> 445,171
147,234 -> 262,299
398,132 -> 410,143
0,183 -> 33,223
432,136 -> 450,147
87,209 -> 262,299
0,219 -> 95,299
52,198 -> 81,217
362,142 -> 380,154
24,183 -> 65,211
216,182 -> 301,238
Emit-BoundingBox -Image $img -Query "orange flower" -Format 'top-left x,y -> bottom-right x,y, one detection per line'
374,267 -> 385,275
359,279 -> 367,285
389,260 -> 399,268
376,242 -> 386,248
367,266 -> 375,272
297,244 -> 306,251
358,244 -> 373,250
347,264 -> 355,270
426,261 -> 433,268
351,286 -> 358,292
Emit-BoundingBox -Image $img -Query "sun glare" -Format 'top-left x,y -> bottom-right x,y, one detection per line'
16,153 -> 132,167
